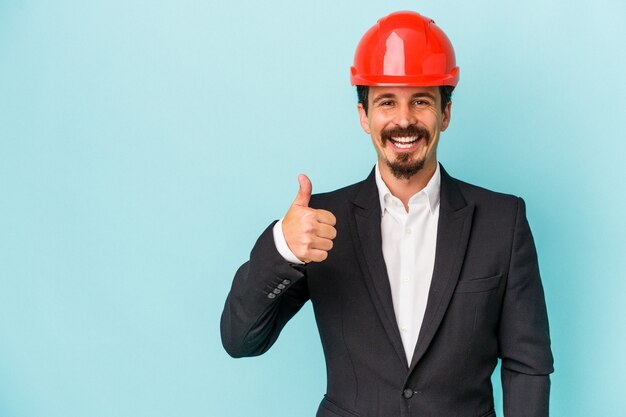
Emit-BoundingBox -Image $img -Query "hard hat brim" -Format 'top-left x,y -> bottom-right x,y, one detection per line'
350,67 -> 459,87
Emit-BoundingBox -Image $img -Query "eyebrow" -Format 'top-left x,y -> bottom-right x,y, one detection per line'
371,93 -> 396,105
371,92 -> 436,105
411,92 -> 436,101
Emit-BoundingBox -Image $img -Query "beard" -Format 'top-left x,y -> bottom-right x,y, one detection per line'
387,154 -> 426,180
380,124 -> 431,180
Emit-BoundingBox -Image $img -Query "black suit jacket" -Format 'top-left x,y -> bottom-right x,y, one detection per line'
221,165 -> 553,417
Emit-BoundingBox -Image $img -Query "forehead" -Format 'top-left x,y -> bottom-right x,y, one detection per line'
369,85 -> 440,102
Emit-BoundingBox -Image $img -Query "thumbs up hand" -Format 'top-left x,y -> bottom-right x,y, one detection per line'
282,174 -> 337,263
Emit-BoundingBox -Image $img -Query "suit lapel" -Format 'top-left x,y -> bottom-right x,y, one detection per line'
350,169 -> 409,369
408,164 -> 474,371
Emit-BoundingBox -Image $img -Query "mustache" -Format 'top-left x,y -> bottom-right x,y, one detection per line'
381,125 -> 430,144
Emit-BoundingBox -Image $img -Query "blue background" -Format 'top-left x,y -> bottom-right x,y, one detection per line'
1,1 -> 625,416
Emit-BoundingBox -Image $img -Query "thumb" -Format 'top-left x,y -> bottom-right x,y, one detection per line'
293,174 -> 312,207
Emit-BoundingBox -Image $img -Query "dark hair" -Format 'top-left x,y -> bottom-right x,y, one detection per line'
357,85 -> 454,114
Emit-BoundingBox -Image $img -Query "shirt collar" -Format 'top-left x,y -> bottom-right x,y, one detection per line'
374,162 -> 441,216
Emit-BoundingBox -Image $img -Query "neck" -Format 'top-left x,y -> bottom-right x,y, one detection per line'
379,160 -> 438,211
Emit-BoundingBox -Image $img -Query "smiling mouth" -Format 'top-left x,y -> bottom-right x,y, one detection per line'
388,136 -> 422,150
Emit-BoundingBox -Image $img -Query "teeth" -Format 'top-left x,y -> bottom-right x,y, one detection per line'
394,142 -> 415,149
391,136 -> 418,144
389,136 -> 420,149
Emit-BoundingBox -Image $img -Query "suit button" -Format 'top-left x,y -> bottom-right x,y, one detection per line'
403,389 -> 414,399
277,284 -> 286,289
282,279 -> 291,285
272,288 -> 281,294
267,293 -> 276,299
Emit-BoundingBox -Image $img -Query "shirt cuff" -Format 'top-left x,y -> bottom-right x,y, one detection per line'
273,219 -> 305,265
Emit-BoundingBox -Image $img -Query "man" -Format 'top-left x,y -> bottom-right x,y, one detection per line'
221,11 -> 553,417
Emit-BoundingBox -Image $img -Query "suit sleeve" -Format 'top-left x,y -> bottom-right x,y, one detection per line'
220,221 -> 310,358
499,198 -> 554,416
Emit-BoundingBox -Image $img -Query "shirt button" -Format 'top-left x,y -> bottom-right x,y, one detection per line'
405,228 -> 412,235
403,389 -> 414,399
400,327 -> 407,333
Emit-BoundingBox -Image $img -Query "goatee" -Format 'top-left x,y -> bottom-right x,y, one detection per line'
381,124 -> 430,180
386,156 -> 426,180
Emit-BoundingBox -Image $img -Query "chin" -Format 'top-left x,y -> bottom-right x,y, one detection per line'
387,158 -> 426,180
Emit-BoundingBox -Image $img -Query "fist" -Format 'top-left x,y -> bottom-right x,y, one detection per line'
282,174 -> 337,263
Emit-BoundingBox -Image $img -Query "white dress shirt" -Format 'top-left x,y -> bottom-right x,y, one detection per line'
273,163 -> 441,363
375,163 -> 440,363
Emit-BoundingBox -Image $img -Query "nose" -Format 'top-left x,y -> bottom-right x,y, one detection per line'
393,102 -> 416,128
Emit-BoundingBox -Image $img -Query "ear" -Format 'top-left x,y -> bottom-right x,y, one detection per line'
440,101 -> 452,132
357,103 -> 371,134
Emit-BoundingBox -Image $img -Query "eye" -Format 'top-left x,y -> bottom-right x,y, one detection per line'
380,100 -> 394,106
413,99 -> 429,106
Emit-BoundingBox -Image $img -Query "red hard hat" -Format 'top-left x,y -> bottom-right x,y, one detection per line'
350,11 -> 459,87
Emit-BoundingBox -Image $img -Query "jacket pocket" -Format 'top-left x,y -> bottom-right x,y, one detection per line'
317,396 -> 362,417
454,274 -> 501,293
